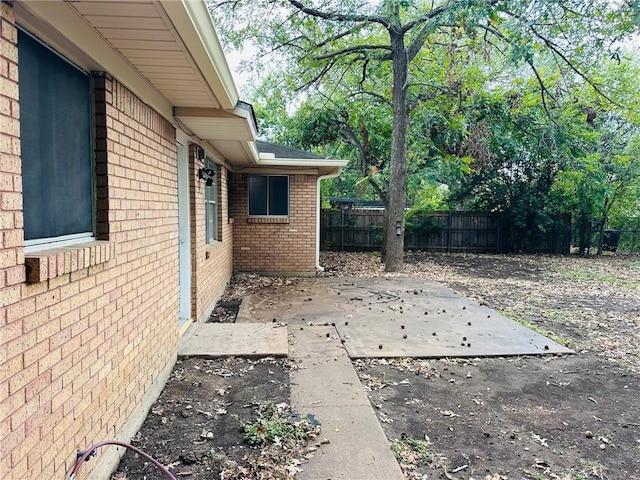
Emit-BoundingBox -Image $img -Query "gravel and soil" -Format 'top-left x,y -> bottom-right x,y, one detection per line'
113,252 -> 639,480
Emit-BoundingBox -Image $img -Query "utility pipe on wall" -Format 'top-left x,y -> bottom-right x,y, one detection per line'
316,172 -> 341,271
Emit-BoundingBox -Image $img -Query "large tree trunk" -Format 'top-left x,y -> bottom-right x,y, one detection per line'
384,30 -> 409,272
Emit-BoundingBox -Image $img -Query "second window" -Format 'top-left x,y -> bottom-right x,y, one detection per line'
248,175 -> 289,217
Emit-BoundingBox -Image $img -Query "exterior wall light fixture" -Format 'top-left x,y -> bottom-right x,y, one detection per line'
198,167 -> 215,186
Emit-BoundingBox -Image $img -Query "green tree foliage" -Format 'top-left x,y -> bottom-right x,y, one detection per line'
552,122 -> 640,254
209,0 -> 639,261
547,59 -> 640,254
450,69 -> 579,251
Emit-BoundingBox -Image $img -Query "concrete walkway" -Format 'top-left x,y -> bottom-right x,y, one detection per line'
178,322 -> 288,358
289,326 -> 404,480
178,321 -> 404,478
180,276 -> 573,479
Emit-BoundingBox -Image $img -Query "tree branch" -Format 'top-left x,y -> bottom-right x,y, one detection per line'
526,58 -> 557,121
474,22 -> 558,121
311,44 -> 391,62
401,2 -> 454,35
359,58 -> 368,90
323,114 -> 388,206
529,26 -> 622,107
406,16 -> 442,60
405,0 -> 502,58
368,177 -> 388,207
287,0 -> 390,27
294,58 -> 338,91
314,25 -> 362,49
349,90 -> 393,108
335,122 -> 367,171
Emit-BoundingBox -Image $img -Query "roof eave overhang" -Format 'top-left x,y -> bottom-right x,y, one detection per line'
160,0 -> 238,110
15,1 -> 175,121
173,107 -> 258,141
17,0 -> 259,164
173,106 -> 260,165
147,0 -> 262,164
240,157 -> 349,176
16,1 -> 344,171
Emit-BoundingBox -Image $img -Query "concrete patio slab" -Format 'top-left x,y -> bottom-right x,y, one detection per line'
177,322 -> 288,358
289,327 -> 404,480
288,326 -> 347,358
177,275 -> 572,480
240,276 -> 573,358
335,313 -> 569,358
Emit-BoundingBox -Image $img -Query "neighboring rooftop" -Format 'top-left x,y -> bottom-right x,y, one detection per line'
327,197 -> 386,208
256,140 -> 327,160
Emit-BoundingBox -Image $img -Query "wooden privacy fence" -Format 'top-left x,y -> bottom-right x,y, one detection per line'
321,209 -> 572,254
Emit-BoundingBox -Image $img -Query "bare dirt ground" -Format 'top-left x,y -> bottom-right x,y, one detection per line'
113,252 -> 639,480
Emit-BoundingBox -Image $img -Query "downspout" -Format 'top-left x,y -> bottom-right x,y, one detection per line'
316,172 -> 341,271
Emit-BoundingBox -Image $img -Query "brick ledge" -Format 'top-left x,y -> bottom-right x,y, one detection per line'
247,217 -> 289,224
24,241 -> 116,283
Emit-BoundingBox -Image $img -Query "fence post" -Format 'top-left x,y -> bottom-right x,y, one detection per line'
340,209 -> 344,251
447,211 -> 452,253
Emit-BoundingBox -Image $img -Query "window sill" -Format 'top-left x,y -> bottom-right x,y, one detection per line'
247,217 -> 289,224
24,240 -> 116,283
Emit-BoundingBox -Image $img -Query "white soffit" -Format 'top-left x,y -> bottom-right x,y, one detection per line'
16,0 -> 345,170
19,0 -> 259,164
173,107 -> 256,140
67,0 -> 227,109
256,158 -> 349,177
71,0 -> 258,161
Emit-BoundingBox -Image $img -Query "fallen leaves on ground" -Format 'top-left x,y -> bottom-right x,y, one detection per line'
321,251 -> 640,373
209,273 -> 303,322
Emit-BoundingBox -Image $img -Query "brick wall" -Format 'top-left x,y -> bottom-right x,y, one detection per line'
0,7 -> 180,478
1,3 -> 27,477
0,2 -> 23,290
231,173 -> 317,274
189,147 -> 233,321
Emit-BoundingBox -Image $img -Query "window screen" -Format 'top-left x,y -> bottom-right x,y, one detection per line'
248,175 -> 289,216
268,176 -> 289,216
205,163 -> 218,243
248,175 -> 268,216
19,29 -> 93,242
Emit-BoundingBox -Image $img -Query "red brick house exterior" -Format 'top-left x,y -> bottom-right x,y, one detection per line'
231,172 -> 319,274
0,1 -> 346,479
188,145 -> 235,323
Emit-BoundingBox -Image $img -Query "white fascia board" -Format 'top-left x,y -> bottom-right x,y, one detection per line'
241,141 -> 261,164
258,158 -> 349,168
232,105 -> 259,139
234,167 -> 320,175
161,0 -> 238,110
254,157 -> 348,177
17,1 -> 174,123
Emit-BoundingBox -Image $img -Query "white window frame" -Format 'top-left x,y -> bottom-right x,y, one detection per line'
205,162 -> 218,243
